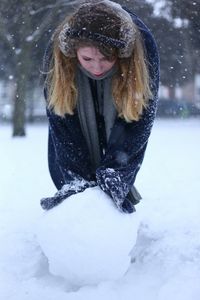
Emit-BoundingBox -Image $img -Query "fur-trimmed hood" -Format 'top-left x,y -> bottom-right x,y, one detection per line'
58,0 -> 138,58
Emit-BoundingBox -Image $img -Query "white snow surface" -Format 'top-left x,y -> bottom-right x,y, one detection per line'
37,186 -> 139,286
0,118 -> 200,300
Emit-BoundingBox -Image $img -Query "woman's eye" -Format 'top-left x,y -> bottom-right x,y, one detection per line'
83,57 -> 91,61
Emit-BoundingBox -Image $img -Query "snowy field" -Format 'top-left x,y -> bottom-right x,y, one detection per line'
0,118 -> 200,300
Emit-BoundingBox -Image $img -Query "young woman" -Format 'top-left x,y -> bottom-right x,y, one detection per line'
40,0 -> 159,213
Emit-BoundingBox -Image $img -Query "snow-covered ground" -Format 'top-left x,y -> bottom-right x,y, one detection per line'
0,118 -> 200,300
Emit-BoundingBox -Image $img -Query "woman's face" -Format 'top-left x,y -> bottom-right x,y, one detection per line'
76,46 -> 116,77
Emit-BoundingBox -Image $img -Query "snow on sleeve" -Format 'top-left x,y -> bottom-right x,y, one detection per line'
36,186 -> 140,287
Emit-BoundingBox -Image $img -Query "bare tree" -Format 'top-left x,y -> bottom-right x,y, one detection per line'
0,0 -> 79,136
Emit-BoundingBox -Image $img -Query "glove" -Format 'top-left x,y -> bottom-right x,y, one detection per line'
96,168 -> 141,213
121,197 -> 136,213
122,187 -> 142,213
96,168 -> 129,212
40,178 -> 96,210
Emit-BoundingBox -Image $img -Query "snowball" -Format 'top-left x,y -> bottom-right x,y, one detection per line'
36,186 -> 140,286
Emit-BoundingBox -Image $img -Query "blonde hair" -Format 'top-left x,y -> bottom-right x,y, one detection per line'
46,15 -> 152,122
112,32 -> 152,122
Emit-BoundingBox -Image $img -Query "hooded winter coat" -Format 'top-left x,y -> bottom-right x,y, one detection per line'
41,10 -> 160,213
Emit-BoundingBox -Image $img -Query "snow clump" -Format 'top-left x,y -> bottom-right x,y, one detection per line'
36,186 -> 140,287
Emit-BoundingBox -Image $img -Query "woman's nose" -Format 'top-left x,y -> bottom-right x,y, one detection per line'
92,62 -> 102,72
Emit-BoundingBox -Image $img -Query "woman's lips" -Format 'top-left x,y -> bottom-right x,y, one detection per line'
93,73 -> 104,76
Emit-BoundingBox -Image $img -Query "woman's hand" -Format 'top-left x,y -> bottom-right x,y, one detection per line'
40,178 -> 96,210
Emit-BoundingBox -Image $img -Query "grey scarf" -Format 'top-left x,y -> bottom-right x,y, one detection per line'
76,64 -> 117,172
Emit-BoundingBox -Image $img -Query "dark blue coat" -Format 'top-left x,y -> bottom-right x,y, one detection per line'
41,10 -> 160,213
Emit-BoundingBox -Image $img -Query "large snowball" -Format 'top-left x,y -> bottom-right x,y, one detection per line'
36,186 -> 140,286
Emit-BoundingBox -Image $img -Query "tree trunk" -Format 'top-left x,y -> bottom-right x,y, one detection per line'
168,86 -> 176,99
12,1 -> 32,137
12,72 -> 27,136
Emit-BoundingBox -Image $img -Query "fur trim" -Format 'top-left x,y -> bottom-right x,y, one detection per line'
58,0 -> 136,58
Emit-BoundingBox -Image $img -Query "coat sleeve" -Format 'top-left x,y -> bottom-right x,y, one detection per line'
40,109 -> 96,210
96,11 -> 160,212
96,98 -> 157,212
46,108 -> 95,189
